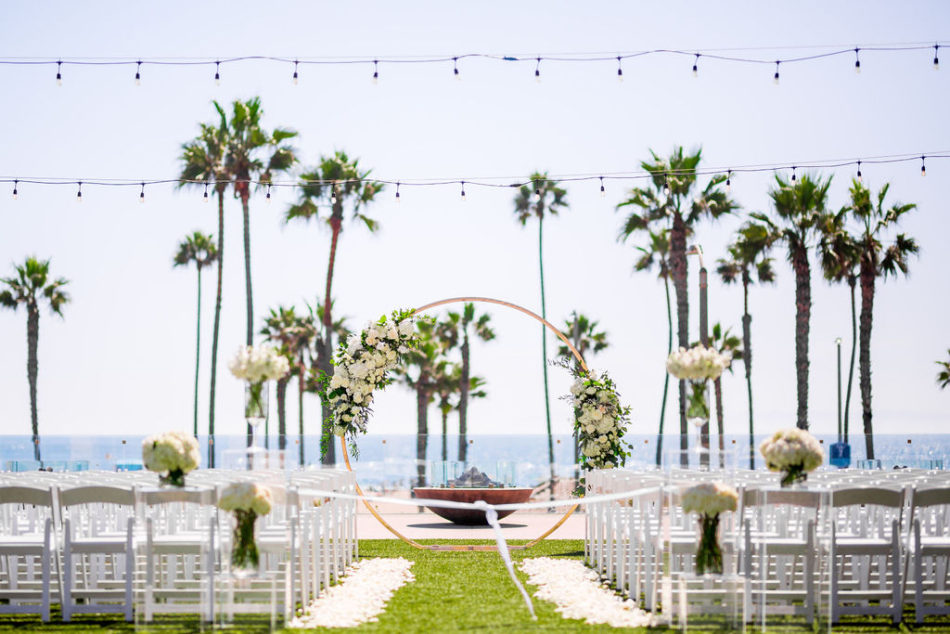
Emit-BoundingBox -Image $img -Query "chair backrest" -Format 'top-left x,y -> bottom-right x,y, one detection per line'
140,487 -> 215,507
59,485 -> 136,508
743,488 -> 822,509
0,485 -> 54,507
831,487 -> 904,508
911,486 -> 950,509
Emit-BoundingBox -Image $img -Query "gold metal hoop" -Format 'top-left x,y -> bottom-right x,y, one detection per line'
341,296 -> 585,551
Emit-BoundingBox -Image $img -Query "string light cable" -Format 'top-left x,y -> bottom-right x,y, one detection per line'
1,41 -> 946,85
3,151 -> 946,201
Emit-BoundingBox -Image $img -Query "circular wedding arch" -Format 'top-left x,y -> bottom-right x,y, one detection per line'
339,296 -> 589,551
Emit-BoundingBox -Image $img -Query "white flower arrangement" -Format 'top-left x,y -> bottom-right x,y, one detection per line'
680,481 -> 738,575
217,481 -> 273,516
681,482 -> 739,516
666,344 -> 732,381
228,344 -> 290,383
760,428 -> 824,487
561,361 -> 632,482
141,431 -> 200,487
321,309 -> 420,448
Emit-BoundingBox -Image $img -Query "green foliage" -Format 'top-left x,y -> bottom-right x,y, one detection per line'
285,150 -> 383,231
557,312 -> 609,366
173,231 -> 218,271
513,172 -> 568,225
0,257 -> 70,316
937,350 -> 950,390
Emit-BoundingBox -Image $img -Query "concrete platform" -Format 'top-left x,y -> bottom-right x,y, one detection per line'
357,508 -> 586,540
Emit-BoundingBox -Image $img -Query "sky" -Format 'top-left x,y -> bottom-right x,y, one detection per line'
0,1 -> 948,449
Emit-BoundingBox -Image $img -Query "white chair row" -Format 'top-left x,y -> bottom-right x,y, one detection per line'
0,467 -> 357,626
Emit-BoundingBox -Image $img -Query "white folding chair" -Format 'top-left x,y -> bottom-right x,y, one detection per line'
0,486 -> 57,621
58,485 -> 137,622
908,486 -> 950,623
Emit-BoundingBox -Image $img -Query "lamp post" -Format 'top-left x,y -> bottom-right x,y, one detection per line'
830,336 -> 851,468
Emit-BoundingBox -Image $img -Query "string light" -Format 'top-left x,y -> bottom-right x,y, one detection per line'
854,48 -> 861,74
599,176 -> 605,197
330,183 -> 337,205
935,45 -> 940,70
76,181 -> 82,202
12,179 -> 18,200
453,57 -> 459,80
725,170 -> 732,192
460,180 -> 466,201
395,181 -> 401,202
616,56 -> 623,82
265,184 -> 271,202
139,182 -> 145,203
534,57 -> 541,83
56,61 -> 62,86
856,161 -> 862,182
921,156 -> 926,176
773,60 -> 780,84
791,166 -> 797,181
533,184 -> 541,202
135,61 -> 141,86
203,182 -> 209,202
292,60 -> 299,85
692,53 -> 699,77
372,60 -> 378,84
214,61 -> 220,85
663,174 -> 671,197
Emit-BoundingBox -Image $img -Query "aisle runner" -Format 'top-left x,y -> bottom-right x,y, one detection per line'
289,558 -> 415,628
520,558 -> 656,628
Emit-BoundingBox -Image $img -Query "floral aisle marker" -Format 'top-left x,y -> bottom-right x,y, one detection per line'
519,557 -> 655,628
666,344 -> 732,438
559,359 -> 632,494
229,344 -> 290,446
289,557 -> 414,629
320,309 -> 421,456
681,482 -> 738,575
218,482 -> 272,576
141,431 -> 200,487
760,428 -> 824,487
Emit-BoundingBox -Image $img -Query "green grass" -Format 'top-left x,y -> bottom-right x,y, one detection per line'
0,540 -> 948,632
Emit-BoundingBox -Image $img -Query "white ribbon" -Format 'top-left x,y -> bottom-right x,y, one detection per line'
473,500 -> 536,619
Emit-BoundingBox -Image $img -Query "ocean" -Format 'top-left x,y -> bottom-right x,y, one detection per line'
2,433 -> 946,489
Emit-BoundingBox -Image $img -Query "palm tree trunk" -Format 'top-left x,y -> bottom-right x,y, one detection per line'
241,194 -> 254,447
276,376 -> 289,451
844,276 -> 857,443
741,271 -> 754,470
538,215 -> 556,501
656,274 -> 673,466
714,376 -> 724,466
458,334 -> 470,463
792,246 -> 811,430
207,191 -> 225,468
298,363 -> 305,466
859,263 -> 875,459
320,215 -> 343,466
193,267 -> 202,438
670,213 -> 690,463
416,386 -> 429,488
441,408 -> 448,462
27,305 -> 40,462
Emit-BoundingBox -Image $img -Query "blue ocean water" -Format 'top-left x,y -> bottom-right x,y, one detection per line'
2,433 -> 946,488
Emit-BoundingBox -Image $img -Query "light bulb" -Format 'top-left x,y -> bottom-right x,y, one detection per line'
599,177 -> 605,197
535,57 -> 541,83
854,49 -> 861,74
773,61 -> 780,84
395,183 -> 401,202
725,170 -> 732,193
372,60 -> 378,84
265,185 -> 271,203
76,182 -> 82,202
663,183 -> 671,197
616,56 -> 623,82
56,61 -> 62,86
921,156 -> 926,177
692,54 -> 699,78
12,180 -> 18,200
934,45 -> 940,70
791,167 -> 797,182
135,61 -> 141,86
214,61 -> 221,86
856,162 -> 862,183
453,57 -> 460,80
293,61 -> 299,85
139,183 -> 145,203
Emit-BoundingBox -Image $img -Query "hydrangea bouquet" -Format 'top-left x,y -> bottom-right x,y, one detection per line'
559,359 -> 632,495
681,481 -> 738,575
229,344 -> 290,420
759,428 -> 824,487
218,482 -> 273,575
141,431 -> 200,487
666,345 -> 732,425
321,309 -> 421,456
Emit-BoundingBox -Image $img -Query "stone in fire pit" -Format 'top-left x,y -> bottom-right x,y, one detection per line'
413,466 -> 533,525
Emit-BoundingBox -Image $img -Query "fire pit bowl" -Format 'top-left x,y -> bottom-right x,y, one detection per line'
412,487 -> 534,525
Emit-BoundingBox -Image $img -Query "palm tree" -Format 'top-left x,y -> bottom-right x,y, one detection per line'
398,320 -> 445,488
433,362 -> 460,462
223,98 -> 298,348
179,113 -> 228,467
757,173 -> 833,430
0,257 -> 70,462
707,323 -> 743,456
617,147 -> 736,457
936,351 -> 950,389
716,221 -> 776,468
286,151 -> 383,465
557,311 -> 609,476
514,172 -> 567,500
846,180 -> 918,459
627,230 -> 676,466
173,231 -> 219,438
818,208 -> 861,443
261,306 -> 313,452
307,301 -> 349,463
439,304 -> 495,463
